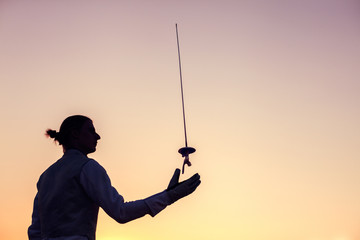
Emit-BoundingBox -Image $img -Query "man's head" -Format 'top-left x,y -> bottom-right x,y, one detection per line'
46,115 -> 101,155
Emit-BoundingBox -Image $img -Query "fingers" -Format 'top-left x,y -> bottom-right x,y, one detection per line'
167,168 -> 181,190
182,174 -> 201,196
173,168 -> 181,182
188,181 -> 201,194
167,172 -> 201,203
185,173 -> 201,192
187,173 -> 200,183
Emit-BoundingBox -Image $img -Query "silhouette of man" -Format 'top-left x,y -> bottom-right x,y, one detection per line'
28,115 -> 201,240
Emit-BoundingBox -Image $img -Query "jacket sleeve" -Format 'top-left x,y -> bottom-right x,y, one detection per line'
79,160 -> 172,223
28,193 -> 42,240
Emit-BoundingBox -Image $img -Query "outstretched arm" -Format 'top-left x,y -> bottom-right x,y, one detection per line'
80,160 -> 169,223
80,160 -> 201,223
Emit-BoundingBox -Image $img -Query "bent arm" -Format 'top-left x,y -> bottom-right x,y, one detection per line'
80,160 -> 171,223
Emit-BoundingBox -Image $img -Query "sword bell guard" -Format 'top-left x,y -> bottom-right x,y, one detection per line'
178,146 -> 196,157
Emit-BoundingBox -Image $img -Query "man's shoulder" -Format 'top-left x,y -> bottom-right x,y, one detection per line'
82,158 -> 107,175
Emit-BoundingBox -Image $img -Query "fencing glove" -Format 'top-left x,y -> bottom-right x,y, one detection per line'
166,168 -> 201,204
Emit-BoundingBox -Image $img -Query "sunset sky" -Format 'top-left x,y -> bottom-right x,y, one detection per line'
1,0 -> 360,239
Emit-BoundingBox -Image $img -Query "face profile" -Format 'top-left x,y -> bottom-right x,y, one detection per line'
72,120 -> 101,155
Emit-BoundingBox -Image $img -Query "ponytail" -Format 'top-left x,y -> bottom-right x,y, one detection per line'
45,115 -> 91,147
45,129 -> 61,143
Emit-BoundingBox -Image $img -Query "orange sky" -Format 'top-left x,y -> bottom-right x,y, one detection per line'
1,0 -> 360,239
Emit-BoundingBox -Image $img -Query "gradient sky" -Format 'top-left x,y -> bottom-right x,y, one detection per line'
1,0 -> 360,239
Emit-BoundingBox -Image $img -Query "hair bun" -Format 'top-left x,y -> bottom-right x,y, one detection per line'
45,129 -> 58,139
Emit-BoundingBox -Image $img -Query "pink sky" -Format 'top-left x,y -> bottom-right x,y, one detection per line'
1,0 -> 359,239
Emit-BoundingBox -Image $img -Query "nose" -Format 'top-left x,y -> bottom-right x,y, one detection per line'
96,133 -> 101,140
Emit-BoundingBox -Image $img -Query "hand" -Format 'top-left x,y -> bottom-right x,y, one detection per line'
166,168 -> 201,204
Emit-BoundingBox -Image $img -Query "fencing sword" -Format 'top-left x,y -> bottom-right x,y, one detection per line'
175,23 -> 196,174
